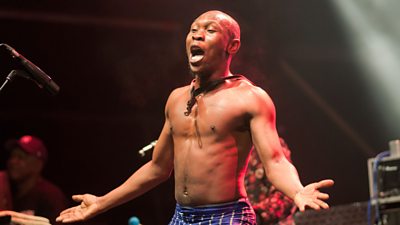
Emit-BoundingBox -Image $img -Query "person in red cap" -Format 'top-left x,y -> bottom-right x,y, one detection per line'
0,135 -> 68,225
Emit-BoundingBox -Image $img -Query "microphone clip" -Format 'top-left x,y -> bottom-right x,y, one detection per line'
0,69 -> 45,94
138,140 -> 158,157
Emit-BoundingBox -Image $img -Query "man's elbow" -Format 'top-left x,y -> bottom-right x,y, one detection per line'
151,162 -> 173,182
265,154 -> 287,174
158,169 -> 172,182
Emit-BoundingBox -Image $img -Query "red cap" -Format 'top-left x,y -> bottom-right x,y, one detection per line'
5,135 -> 48,161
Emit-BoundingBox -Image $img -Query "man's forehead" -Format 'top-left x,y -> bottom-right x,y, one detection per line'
193,12 -> 231,26
200,11 -> 229,20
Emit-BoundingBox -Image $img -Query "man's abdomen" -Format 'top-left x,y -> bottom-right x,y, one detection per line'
173,142 -> 247,206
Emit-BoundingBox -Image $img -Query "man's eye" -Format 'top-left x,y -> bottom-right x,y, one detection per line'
207,30 -> 216,33
191,29 -> 197,33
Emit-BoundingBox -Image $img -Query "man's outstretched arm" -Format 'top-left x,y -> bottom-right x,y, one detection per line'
57,118 -> 174,223
249,87 -> 334,211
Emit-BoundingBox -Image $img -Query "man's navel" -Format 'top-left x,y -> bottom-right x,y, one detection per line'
211,125 -> 216,133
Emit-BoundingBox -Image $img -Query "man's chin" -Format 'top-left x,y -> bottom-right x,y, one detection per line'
189,64 -> 200,73
189,65 -> 202,77
189,66 -> 211,79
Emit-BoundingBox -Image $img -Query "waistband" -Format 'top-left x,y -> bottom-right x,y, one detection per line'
176,198 -> 252,214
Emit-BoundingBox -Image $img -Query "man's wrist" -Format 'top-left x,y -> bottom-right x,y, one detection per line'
292,186 -> 303,200
96,196 -> 109,213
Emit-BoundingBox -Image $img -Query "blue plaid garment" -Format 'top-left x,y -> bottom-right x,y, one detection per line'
168,198 -> 256,225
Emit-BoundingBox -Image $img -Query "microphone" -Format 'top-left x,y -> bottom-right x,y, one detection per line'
138,140 -> 157,157
0,43 -> 60,95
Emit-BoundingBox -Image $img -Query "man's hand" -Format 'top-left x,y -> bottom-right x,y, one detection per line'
294,179 -> 334,212
0,210 -> 51,225
56,194 -> 101,223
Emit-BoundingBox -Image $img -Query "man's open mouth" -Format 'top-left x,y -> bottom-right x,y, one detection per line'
190,46 -> 205,64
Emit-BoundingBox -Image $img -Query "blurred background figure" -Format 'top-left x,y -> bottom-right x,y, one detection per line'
245,138 -> 297,225
0,135 -> 68,225
0,210 -> 51,225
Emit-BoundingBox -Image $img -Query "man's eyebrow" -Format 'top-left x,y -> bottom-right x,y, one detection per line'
203,22 -> 225,31
206,22 -> 220,27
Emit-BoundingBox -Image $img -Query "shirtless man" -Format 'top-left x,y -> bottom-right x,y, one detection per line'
56,10 -> 334,224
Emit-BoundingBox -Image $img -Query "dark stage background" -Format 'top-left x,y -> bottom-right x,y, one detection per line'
0,1 -> 399,224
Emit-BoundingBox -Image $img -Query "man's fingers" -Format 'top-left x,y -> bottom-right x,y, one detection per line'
307,202 -> 321,210
315,199 -> 329,209
72,194 -> 84,202
57,194 -> 95,223
316,179 -> 334,188
56,211 -> 69,222
56,210 -> 81,223
56,214 -> 71,223
299,204 -> 305,212
299,200 -> 328,212
60,217 -> 79,224
318,192 -> 330,200
59,206 -> 78,216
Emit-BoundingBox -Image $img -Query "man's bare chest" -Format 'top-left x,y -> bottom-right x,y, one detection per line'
169,96 -> 249,137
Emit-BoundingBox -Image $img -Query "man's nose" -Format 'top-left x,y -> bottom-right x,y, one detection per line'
192,31 -> 205,41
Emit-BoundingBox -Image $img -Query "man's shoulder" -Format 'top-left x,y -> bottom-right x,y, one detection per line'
171,85 -> 190,95
164,85 -> 190,113
229,76 -> 275,114
167,85 -> 190,102
232,78 -> 270,100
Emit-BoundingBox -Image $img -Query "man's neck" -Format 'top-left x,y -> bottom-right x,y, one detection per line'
193,70 -> 232,89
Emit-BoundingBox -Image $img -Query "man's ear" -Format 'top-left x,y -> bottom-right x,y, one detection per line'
227,39 -> 241,55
